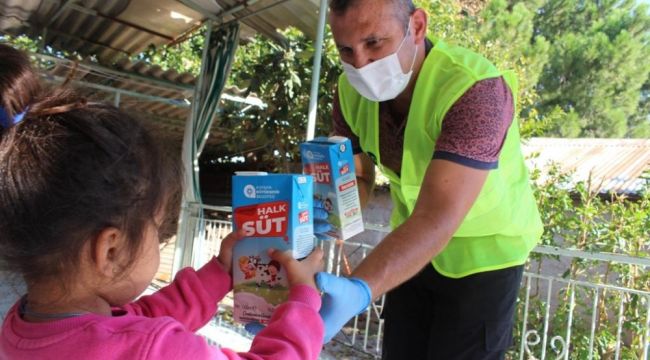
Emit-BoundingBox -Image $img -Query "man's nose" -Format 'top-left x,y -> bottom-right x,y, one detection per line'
350,52 -> 374,69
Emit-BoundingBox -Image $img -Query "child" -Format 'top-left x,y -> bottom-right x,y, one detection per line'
0,43 -> 324,360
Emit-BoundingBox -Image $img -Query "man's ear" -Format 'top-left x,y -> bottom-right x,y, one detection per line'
92,227 -> 127,278
412,8 -> 428,44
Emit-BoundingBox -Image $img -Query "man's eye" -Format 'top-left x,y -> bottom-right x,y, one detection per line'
367,39 -> 381,48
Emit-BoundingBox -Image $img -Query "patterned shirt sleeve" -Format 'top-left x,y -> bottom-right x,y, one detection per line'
332,88 -> 363,154
433,76 -> 514,170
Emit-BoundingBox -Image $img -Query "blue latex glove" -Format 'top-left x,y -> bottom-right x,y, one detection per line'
316,272 -> 372,343
245,322 -> 265,335
313,199 -> 335,242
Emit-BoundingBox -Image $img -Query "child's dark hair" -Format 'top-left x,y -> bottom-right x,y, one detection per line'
0,43 -> 182,285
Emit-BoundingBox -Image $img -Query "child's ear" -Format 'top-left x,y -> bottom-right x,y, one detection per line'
92,227 -> 127,278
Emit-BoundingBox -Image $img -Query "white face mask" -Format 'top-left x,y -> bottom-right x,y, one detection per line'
342,19 -> 418,102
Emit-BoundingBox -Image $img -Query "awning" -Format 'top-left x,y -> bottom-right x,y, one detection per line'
0,0 -> 322,64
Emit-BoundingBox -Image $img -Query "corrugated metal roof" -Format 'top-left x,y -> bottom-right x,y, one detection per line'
185,0 -> 321,40
0,0 -> 321,64
32,52 -> 262,147
522,138 -> 650,196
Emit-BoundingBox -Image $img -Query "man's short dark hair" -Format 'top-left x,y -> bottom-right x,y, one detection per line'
329,0 -> 416,30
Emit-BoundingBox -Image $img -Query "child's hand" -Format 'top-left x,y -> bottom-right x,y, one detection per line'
217,229 -> 246,273
243,248 -> 324,336
267,247 -> 324,290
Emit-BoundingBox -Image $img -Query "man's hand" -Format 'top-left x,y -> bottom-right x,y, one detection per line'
314,199 -> 335,242
316,272 -> 371,343
245,322 -> 265,335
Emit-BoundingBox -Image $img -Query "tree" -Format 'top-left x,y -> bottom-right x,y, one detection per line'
415,0 -> 553,137
202,28 -> 341,172
469,0 -> 552,137
7,0 -> 650,147
134,28 -> 205,76
417,0 -> 650,138
628,75 -> 650,137
533,0 -> 650,137
118,0 -> 650,145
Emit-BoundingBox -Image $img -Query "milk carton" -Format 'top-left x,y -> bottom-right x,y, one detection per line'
300,136 -> 364,241
231,172 -> 314,324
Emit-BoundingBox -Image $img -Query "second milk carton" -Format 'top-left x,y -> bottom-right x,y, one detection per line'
231,172 -> 314,324
300,136 -> 364,241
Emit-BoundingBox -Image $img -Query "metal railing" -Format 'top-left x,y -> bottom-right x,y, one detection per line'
178,203 -> 650,359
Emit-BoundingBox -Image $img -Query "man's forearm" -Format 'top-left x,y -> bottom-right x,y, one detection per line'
351,159 -> 488,299
351,212 -> 457,299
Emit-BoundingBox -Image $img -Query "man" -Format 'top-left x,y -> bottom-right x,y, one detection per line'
315,1 -> 544,359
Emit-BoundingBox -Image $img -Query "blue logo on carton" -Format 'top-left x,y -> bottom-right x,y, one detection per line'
244,184 -> 256,198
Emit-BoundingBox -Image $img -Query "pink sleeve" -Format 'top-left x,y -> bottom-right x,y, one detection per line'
240,285 -> 323,359
147,285 -> 324,360
121,257 -> 232,332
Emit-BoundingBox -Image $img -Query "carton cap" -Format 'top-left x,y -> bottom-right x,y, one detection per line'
235,171 -> 269,176
306,136 -> 349,145
328,136 -> 348,142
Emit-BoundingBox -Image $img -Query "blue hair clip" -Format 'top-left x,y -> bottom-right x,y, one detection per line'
0,106 -> 28,129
